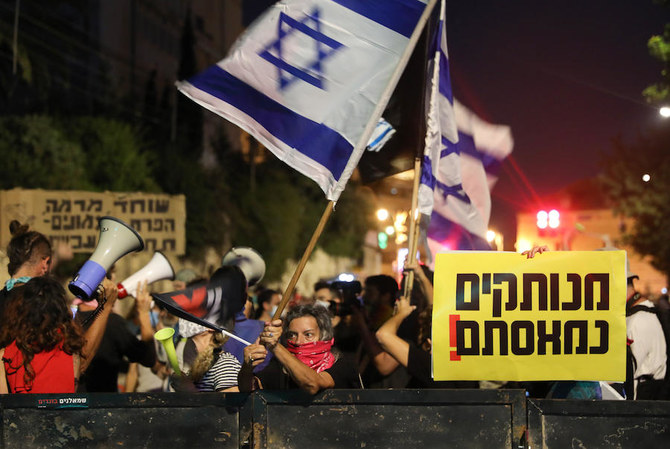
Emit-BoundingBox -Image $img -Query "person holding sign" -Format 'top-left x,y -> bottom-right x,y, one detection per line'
376,262 -> 476,389
238,304 -> 360,394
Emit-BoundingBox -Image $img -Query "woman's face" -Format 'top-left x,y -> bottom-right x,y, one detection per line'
286,316 -> 321,345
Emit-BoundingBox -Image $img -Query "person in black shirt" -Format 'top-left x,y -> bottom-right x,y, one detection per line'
239,304 -> 359,393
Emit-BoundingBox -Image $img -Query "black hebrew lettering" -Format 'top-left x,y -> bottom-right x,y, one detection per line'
46,199 -> 58,212
70,235 -> 82,250
492,273 -> 517,317
165,218 -> 175,232
537,320 -> 561,355
74,199 -> 85,212
152,219 -> 163,231
482,273 -> 491,295
585,273 -> 609,311
145,238 -> 156,252
522,274 -> 547,311
52,216 -> 62,230
456,274 -> 480,311
55,200 -> 71,212
511,321 -> 534,355
550,273 -> 560,310
456,320 -> 480,355
156,199 -> 169,213
483,321 -> 508,355
589,320 -> 609,354
82,215 -> 94,229
162,239 -> 176,251
63,215 -> 79,230
88,200 -> 102,212
130,199 -> 145,213
114,200 -> 128,213
562,274 -> 582,311
564,320 -> 588,354
142,219 -> 152,231
130,219 -> 142,232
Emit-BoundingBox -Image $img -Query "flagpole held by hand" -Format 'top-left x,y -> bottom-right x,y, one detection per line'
273,200 -> 335,320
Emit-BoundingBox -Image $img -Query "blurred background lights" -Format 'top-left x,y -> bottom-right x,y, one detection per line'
376,208 -> 389,221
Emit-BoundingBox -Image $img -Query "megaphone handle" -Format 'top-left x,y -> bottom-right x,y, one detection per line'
222,329 -> 251,346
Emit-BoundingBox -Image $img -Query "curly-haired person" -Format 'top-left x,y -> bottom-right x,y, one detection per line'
0,276 -> 118,394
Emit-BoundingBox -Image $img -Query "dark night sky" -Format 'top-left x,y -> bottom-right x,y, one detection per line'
444,1 -> 670,213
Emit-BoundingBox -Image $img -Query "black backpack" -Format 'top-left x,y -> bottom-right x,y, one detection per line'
626,299 -> 670,400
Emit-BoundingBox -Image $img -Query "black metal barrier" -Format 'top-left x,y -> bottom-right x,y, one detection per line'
250,389 -> 526,449
0,392 -> 251,449
527,398 -> 670,448
1,390 -> 670,448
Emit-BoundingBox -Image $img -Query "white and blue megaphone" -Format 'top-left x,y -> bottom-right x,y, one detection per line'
69,216 -> 144,301
221,247 -> 265,287
117,251 -> 175,299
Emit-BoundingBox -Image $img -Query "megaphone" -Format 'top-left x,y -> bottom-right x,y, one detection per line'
117,251 -> 175,299
154,327 -> 181,376
221,247 -> 265,287
69,216 -> 144,301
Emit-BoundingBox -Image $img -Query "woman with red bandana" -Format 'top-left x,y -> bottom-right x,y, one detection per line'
238,304 -> 360,394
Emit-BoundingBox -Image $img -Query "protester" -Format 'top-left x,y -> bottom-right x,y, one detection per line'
75,278 -> 156,392
0,276 -> 118,394
254,289 -> 281,322
125,303 -> 176,393
239,304 -> 360,393
0,221 -> 52,325
172,319 -> 240,392
353,274 -> 411,388
312,281 -> 333,309
626,268 -> 667,400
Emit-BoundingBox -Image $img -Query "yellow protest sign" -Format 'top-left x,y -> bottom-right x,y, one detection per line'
432,251 -> 627,381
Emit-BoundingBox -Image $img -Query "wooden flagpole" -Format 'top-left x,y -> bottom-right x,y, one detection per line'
403,6 -> 438,300
273,200 -> 334,320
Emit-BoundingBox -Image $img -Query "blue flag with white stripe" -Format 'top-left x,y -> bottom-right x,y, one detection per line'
418,0 -> 513,258
177,0 -> 431,201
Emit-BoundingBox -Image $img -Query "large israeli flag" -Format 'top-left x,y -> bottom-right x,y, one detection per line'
177,0 -> 432,201
418,1 -> 513,257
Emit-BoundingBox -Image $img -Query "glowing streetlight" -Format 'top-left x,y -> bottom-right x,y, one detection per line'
642,174 -> 651,182
660,106 -> 670,118
385,225 -> 395,236
376,208 -> 389,221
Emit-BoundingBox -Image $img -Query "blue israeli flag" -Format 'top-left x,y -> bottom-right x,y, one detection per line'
177,0 -> 431,201
418,0 -> 513,256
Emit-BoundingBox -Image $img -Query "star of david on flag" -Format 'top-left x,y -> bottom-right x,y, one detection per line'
258,8 -> 344,91
417,0 -> 513,260
177,0 -> 432,201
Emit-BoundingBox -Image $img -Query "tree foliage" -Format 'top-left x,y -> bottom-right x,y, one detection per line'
0,115 -> 158,192
645,3 -> 670,103
215,147 -> 374,282
599,124 -> 670,278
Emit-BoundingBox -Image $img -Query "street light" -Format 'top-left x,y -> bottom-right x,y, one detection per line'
660,106 -> 670,118
376,208 -> 389,221
643,174 -> 651,182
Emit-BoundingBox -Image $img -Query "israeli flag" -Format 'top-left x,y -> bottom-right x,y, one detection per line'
177,0 -> 431,201
418,0 -> 513,257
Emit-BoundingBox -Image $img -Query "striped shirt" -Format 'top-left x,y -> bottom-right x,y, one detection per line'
194,351 -> 241,392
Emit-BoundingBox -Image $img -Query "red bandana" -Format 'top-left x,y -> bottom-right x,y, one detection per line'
286,338 -> 335,373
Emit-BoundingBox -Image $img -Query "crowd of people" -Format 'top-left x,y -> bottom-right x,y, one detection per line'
0,221 -> 666,401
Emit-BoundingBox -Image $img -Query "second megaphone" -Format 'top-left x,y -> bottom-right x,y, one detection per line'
69,216 -> 144,301
117,251 -> 175,299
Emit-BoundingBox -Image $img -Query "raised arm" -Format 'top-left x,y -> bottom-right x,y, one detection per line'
375,297 -> 416,368
79,279 -> 118,373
